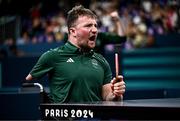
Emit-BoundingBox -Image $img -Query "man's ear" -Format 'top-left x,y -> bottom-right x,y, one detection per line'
69,27 -> 76,37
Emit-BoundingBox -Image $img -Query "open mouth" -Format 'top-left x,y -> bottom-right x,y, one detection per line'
89,35 -> 96,41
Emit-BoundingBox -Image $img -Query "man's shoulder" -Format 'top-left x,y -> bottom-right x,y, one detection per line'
44,46 -> 64,55
39,46 -> 63,60
93,52 -> 107,63
93,52 -> 103,59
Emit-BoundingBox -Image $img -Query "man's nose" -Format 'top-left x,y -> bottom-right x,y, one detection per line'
91,26 -> 98,33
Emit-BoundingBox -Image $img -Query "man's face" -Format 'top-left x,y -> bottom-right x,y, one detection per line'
73,16 -> 98,50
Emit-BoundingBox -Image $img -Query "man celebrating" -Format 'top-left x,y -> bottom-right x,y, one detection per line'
26,5 -> 125,103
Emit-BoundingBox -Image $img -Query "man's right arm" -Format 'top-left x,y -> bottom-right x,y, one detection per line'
26,74 -> 34,81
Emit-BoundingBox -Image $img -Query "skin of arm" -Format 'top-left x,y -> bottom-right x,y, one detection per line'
110,11 -> 126,36
25,74 -> 33,81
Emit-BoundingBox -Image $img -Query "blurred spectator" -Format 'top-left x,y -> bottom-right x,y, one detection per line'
150,2 -> 165,35
29,2 -> 42,19
141,0 -> 152,13
163,5 -> 178,33
125,20 -> 138,50
16,31 -> 30,45
54,11 -> 68,42
29,17 -> 44,43
110,11 -> 126,36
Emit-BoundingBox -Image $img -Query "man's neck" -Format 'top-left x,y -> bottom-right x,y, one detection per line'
68,35 -> 80,47
68,37 -> 92,53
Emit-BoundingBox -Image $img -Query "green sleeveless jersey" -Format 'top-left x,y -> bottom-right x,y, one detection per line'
30,41 -> 112,103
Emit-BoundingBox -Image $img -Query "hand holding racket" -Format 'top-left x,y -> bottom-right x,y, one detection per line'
111,53 -> 125,100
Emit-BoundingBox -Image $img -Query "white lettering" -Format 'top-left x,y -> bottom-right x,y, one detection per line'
44,108 -> 93,118
64,109 -> 68,117
56,109 -> 60,117
76,110 -> 82,117
50,109 -> 54,117
45,109 -> 49,117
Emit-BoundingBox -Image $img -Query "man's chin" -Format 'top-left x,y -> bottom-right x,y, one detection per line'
88,42 -> 96,48
89,44 -> 95,49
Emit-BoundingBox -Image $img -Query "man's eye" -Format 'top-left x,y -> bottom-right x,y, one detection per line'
85,24 -> 92,27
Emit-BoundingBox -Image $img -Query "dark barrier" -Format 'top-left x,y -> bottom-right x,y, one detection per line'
0,92 -> 40,120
